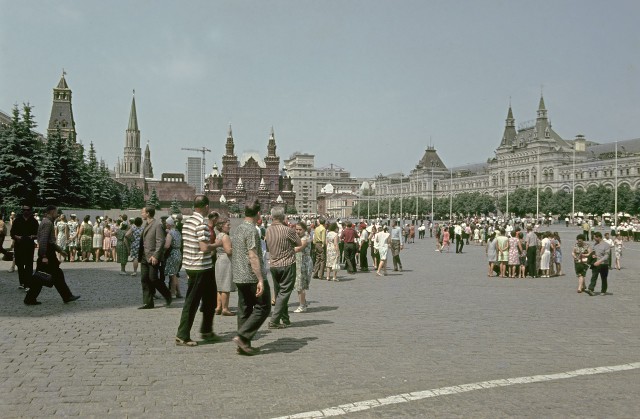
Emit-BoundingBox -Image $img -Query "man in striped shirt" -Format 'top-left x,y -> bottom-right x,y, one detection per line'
265,206 -> 301,329
175,195 -> 221,347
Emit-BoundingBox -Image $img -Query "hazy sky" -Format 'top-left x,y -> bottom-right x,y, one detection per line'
1,0 -> 639,178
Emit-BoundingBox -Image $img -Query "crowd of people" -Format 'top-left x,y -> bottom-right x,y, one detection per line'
2,201 -> 634,354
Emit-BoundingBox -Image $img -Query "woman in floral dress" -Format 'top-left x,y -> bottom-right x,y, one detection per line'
126,217 -> 143,276
103,224 -> 112,262
78,215 -> 93,262
163,217 -> 183,298
55,215 -> 68,263
293,221 -> 312,312
508,231 -> 522,278
115,222 -> 129,275
325,222 -> 340,281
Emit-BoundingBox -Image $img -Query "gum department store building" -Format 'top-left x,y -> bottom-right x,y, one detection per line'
374,95 -> 640,211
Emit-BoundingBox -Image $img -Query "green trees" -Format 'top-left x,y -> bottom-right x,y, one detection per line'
147,188 -> 160,210
0,105 -> 123,211
354,185 -> 639,220
170,196 -> 181,214
0,105 -> 40,208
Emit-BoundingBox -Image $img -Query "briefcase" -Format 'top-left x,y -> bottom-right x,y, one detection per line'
33,271 -> 55,288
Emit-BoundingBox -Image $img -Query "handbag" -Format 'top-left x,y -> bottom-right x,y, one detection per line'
33,271 -> 55,288
2,250 -> 13,261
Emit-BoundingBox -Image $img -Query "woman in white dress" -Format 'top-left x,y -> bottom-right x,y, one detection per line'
374,225 -> 391,276
540,231 -> 554,277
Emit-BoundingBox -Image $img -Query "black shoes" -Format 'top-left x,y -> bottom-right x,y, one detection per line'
584,289 -> 594,296
64,295 -> 81,303
233,336 -> 259,355
268,322 -> 287,329
138,304 -> 154,309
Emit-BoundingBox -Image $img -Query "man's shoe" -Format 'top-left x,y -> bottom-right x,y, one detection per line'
24,300 -> 41,306
233,336 -> 258,355
294,306 -> 307,313
282,318 -> 291,326
600,292 -> 608,296
201,332 -> 220,341
165,296 -> 172,307
138,304 -> 154,309
268,322 -> 287,329
584,289 -> 594,296
64,295 -> 80,303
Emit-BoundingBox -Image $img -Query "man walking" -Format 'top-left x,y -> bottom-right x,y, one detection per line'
340,221 -> 358,274
231,201 -> 270,355
265,206 -> 301,329
312,218 -> 326,279
585,232 -> 611,296
10,206 -> 39,290
138,206 -> 172,309
390,220 -> 404,271
24,205 -> 80,305
175,195 -> 219,346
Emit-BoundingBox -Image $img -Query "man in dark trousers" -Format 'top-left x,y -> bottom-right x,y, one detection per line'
525,225 -> 539,278
340,221 -> 359,274
138,206 -> 172,309
10,205 -> 39,290
24,205 -> 80,305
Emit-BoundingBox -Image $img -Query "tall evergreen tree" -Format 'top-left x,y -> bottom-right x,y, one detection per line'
128,185 -> 145,209
62,141 -> 90,207
170,196 -> 181,214
86,142 -> 100,207
38,128 -> 64,205
147,188 -> 160,210
0,105 -> 40,208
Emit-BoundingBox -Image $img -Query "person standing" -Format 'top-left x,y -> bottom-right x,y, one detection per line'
67,214 -> 79,262
55,214 -> 69,263
138,206 -> 172,309
24,205 -> 80,305
312,218 -> 326,279
164,217 -> 183,298
214,218 -> 235,316
454,223 -> 464,253
10,205 -> 39,290
358,223 -> 369,272
374,225 -> 390,276
231,201 -> 270,355
389,220 -> 404,271
293,221 -> 312,313
572,234 -> 591,293
584,232 -> 611,296
340,221 -> 358,274
175,195 -> 219,346
265,206 -> 301,329
525,225 -> 538,278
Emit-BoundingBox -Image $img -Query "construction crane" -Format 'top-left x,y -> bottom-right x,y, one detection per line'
181,147 -> 211,194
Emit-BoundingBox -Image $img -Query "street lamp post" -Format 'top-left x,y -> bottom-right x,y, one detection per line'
506,155 -> 509,220
400,175 -> 403,224
430,163 -> 435,223
614,141 -> 618,229
415,169 -> 419,222
536,146 -> 540,222
449,169 -> 453,221
572,144 -> 576,225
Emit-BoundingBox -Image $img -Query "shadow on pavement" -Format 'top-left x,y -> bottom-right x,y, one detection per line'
258,336 -> 318,354
287,319 -> 333,328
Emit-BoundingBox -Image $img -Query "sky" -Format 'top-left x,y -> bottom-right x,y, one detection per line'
1,0 -> 639,179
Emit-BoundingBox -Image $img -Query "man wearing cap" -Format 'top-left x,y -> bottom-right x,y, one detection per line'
10,206 -> 39,290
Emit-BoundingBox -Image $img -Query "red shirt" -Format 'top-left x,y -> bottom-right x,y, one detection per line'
341,227 -> 358,243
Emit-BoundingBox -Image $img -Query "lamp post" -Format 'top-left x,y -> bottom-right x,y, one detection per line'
614,141 -> 618,229
430,163 -> 435,224
449,169 -> 453,221
415,169 -> 419,222
536,146 -> 540,222
505,155 -> 509,220
572,144 -> 576,225
400,174 -> 403,224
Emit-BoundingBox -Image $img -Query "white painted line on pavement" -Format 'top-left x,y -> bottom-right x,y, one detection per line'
272,362 -> 640,419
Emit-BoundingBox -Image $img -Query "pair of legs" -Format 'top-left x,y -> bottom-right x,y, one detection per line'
140,262 -> 172,308
169,274 -> 182,298
215,291 -> 234,315
326,266 -> 338,281
488,262 -> 495,277
376,256 -> 388,276
235,281 -> 271,353
509,264 -> 518,278
587,264 -> 609,294
499,261 -> 507,278
312,243 -> 325,279
519,263 -> 526,278
270,264 -> 296,326
175,269 -> 215,344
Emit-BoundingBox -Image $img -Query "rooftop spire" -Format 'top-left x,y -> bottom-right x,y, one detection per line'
128,91 -> 139,131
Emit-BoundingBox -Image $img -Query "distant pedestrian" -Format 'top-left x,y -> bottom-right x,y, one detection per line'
584,232 -> 611,296
10,205 -> 39,290
293,221 -> 312,313
312,218 -> 326,279
390,220 -> 404,271
138,206 -> 172,309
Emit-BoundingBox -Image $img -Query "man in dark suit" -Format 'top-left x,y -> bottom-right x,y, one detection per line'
10,205 -> 39,290
138,206 -> 172,309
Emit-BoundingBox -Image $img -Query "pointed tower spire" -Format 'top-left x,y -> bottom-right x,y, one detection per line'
142,141 -> 154,178
121,90 -> 142,177
47,70 -> 77,142
537,93 -> 547,120
500,102 -> 517,147
267,126 -> 276,158
128,91 -> 139,131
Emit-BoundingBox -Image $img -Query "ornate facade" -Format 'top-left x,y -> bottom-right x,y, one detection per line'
204,126 -> 295,212
374,95 -> 640,209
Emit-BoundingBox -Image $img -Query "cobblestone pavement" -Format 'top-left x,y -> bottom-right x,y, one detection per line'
1,228 -> 638,418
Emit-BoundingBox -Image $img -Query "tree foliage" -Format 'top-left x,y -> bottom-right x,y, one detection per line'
0,105 -> 125,212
